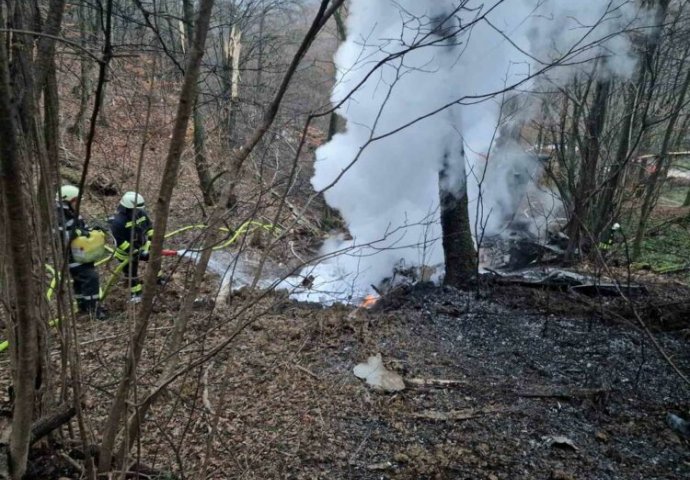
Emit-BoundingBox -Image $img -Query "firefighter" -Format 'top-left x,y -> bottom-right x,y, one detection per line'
56,185 -> 107,319
110,192 -> 162,303
598,223 -> 621,251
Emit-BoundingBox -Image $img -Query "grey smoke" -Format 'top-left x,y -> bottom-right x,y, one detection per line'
294,0 -> 646,300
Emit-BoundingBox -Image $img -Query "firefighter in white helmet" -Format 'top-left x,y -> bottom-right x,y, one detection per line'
110,192 -> 163,303
56,185 -> 107,319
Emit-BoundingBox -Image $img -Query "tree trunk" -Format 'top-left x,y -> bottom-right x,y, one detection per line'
327,6 -> 347,141
68,1 -> 92,138
594,80 -> 638,237
566,77 -> 611,257
256,2 -> 266,101
0,9 -> 39,478
183,0 -> 217,205
97,0 -> 216,473
439,150 -> 476,288
595,0 -> 668,224
39,57 -> 60,228
224,24 -> 242,150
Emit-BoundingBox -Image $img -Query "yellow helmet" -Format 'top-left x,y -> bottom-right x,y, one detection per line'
120,191 -> 145,209
58,185 -> 79,202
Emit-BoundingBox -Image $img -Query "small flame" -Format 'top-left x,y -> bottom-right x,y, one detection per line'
360,294 -> 379,309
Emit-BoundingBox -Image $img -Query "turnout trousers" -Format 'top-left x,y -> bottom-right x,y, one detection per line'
69,262 -> 100,312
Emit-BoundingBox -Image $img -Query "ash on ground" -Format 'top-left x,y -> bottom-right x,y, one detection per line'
185,282 -> 690,479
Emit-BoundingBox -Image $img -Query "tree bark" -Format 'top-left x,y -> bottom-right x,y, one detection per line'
39,57 -> 60,227
566,77 -> 611,257
68,1 -> 93,138
327,6 -> 347,141
0,8 -> 39,478
183,0 -> 217,205
97,0 -> 216,473
223,24 -> 242,151
440,150 -> 476,288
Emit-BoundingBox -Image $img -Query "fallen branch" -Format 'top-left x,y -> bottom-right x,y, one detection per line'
30,403 -> 77,445
585,238 -> 690,389
411,405 -> 504,421
405,377 -> 468,388
516,387 -> 610,400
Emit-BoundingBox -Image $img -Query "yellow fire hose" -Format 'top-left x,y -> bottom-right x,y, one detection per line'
98,220 -> 277,298
0,220 -> 277,353
0,265 -> 63,353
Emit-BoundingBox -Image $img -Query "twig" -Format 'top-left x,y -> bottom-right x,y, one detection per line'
288,241 -> 307,264
59,452 -> 84,474
348,428 -> 371,465
516,387 -> 609,400
294,364 -> 320,380
412,406 -> 505,421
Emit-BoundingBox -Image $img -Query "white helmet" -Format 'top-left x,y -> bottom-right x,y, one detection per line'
58,185 -> 79,203
120,191 -> 146,209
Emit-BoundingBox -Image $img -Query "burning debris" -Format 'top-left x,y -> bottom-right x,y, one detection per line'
359,294 -> 379,309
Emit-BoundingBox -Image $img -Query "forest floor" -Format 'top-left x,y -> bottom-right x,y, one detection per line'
19,277 -> 690,479
9,48 -> 690,479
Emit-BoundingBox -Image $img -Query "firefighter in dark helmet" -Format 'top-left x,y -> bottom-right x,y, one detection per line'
56,185 -> 107,319
110,192 -> 163,302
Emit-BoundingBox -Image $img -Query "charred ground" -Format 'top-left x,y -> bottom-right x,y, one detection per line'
16,278 -> 689,479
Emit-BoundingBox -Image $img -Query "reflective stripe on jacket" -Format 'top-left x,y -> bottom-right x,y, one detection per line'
110,206 -> 153,260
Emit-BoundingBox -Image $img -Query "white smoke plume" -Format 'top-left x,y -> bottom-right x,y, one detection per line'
293,0 -> 646,302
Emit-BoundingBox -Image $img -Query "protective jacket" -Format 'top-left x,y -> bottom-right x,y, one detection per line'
55,202 -> 102,315
110,206 -> 154,261
110,206 -> 154,298
56,203 -> 90,266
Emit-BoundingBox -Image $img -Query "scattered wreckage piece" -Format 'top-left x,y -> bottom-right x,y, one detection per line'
479,223 -> 570,271
353,353 -> 405,393
666,413 -> 690,438
542,435 -> 578,451
484,268 -> 648,297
